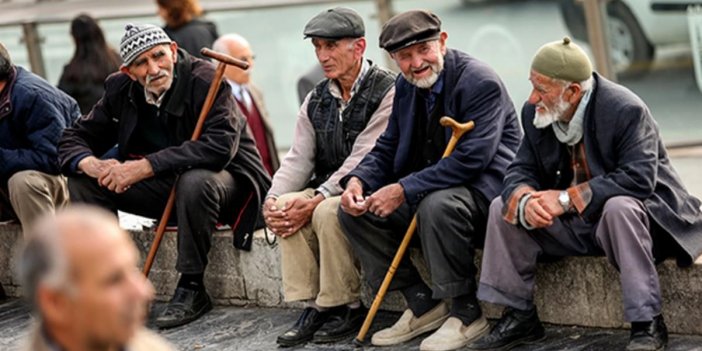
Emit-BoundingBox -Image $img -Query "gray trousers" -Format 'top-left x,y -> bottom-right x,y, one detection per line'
68,169 -> 247,275
477,196 -> 662,322
339,186 -> 489,299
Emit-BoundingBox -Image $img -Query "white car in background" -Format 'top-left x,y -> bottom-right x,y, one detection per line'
560,0 -> 702,76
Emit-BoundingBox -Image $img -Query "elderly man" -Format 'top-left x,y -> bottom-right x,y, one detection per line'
59,24 -> 270,329
264,7 -> 395,347
213,33 -> 280,176
18,206 -> 174,351
470,38 -> 702,351
0,43 -> 78,233
338,10 -> 521,351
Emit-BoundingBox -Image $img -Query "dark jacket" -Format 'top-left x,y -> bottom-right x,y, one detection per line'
503,73 -> 702,266
164,19 -> 218,60
0,66 -> 80,183
59,49 -> 270,250
345,49 -> 521,205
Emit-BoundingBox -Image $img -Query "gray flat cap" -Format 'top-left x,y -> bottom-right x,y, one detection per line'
303,7 -> 365,40
379,10 -> 441,53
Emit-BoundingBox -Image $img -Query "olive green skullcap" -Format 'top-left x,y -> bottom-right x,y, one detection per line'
531,37 -> 592,82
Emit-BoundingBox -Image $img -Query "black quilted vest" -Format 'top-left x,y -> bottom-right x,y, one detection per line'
306,63 -> 395,188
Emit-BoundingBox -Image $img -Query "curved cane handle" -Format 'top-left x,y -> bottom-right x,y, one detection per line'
439,116 -> 475,158
200,48 -> 250,70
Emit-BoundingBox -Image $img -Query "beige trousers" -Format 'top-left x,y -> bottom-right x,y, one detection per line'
3,170 -> 69,235
277,189 -> 361,307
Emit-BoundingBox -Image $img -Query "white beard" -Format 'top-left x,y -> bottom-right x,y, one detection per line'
403,51 -> 445,89
533,97 -> 571,129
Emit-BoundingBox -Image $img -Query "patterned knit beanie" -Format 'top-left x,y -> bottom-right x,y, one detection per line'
119,23 -> 172,66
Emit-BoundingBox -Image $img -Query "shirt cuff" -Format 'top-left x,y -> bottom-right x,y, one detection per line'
315,186 -> 331,199
518,193 -> 536,230
70,152 -> 93,174
567,182 -> 592,214
502,184 -> 536,225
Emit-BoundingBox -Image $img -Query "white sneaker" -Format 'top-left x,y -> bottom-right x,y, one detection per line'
371,302 -> 450,346
419,316 -> 489,351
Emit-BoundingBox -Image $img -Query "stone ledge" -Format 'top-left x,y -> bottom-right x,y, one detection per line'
1,224 -> 701,334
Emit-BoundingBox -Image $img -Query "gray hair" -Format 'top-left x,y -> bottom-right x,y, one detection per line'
18,216 -> 71,309
552,75 -> 594,93
0,42 -> 12,81
18,206 -> 120,309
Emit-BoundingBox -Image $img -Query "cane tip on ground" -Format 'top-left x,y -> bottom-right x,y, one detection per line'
352,338 -> 367,348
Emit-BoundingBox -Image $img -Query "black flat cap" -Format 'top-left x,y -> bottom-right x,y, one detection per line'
379,10 -> 442,53
303,7 -> 365,40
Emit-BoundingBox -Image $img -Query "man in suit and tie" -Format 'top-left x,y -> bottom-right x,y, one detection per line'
213,34 -> 280,176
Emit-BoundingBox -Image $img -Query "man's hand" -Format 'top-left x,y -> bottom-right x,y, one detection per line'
340,177 -> 367,217
263,197 -> 288,236
366,183 -> 405,218
523,190 -> 570,229
532,190 -> 565,218
263,195 -> 324,238
78,156 -> 120,179
99,159 -> 154,193
279,195 -> 324,237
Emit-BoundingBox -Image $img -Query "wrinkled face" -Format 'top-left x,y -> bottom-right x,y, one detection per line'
223,41 -> 255,85
312,37 -> 363,80
50,226 -> 154,347
391,33 -> 447,89
121,42 -> 178,97
528,70 -> 573,129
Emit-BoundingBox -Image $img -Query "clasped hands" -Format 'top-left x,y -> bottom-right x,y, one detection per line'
523,190 -> 567,229
340,177 -> 405,218
78,156 -> 154,194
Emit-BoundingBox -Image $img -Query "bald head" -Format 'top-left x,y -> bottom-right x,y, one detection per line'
213,33 -> 255,84
20,205 -> 153,349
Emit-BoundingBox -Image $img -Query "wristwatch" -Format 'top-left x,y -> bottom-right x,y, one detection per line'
558,190 -> 571,212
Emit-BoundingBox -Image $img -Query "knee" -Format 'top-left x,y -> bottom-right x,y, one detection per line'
416,188 -> 455,218
312,197 -> 340,231
176,169 -> 219,203
8,171 -> 49,197
490,197 -> 505,215
601,196 -> 646,222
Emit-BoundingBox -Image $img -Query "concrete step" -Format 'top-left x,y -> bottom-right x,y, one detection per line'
1,224 -> 701,335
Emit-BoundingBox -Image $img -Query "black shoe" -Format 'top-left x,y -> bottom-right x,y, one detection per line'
154,287 -> 213,329
627,315 -> 668,351
312,305 -> 367,344
469,306 -> 545,350
0,282 -> 6,300
277,307 -> 330,347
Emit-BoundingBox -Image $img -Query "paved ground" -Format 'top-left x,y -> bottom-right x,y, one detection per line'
2,299 -> 702,351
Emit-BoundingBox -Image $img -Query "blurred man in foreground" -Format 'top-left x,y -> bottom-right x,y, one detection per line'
19,205 -> 174,351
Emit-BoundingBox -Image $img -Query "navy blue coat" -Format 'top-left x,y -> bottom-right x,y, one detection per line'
0,66 -> 80,183
345,49 -> 522,205
503,73 -> 702,266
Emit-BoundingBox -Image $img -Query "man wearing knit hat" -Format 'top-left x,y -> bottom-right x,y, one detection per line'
265,7 -> 395,347
59,23 -> 270,329
471,38 -> 702,351
338,9 -> 521,351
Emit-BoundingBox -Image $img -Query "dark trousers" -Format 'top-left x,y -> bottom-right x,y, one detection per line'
68,169 -> 247,275
338,186 -> 489,299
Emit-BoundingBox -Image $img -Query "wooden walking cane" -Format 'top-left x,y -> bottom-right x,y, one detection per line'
142,48 -> 249,277
354,116 -> 475,345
